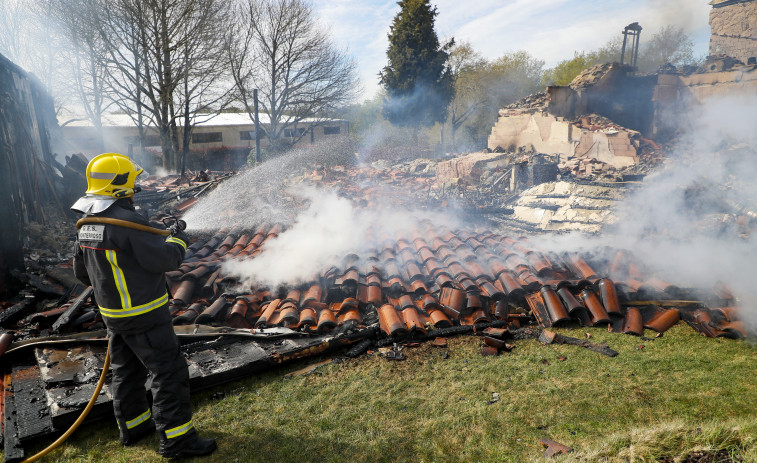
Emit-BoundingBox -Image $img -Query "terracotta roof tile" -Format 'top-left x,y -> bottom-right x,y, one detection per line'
580,288 -> 611,326
338,308 -> 361,325
541,285 -> 571,325
378,304 -> 408,337
227,298 -> 252,329
429,309 -> 452,328
256,299 -> 281,327
598,278 -> 622,316
556,286 -> 585,314
172,280 -> 196,306
401,306 -> 425,333
316,308 -> 337,333
196,296 -> 229,325
644,308 -> 680,333
173,302 -> 204,326
299,308 -> 317,328
622,306 -> 644,335
127,211 -> 750,343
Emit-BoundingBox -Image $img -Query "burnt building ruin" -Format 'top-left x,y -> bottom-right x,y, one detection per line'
709,0 -> 757,65
0,54 -> 61,299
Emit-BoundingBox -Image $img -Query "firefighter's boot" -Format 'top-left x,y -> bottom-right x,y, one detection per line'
159,431 -> 217,459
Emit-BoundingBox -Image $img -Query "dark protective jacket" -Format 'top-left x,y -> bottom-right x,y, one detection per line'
73,199 -> 187,333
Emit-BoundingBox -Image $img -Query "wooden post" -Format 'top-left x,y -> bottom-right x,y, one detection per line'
254,89 -> 261,164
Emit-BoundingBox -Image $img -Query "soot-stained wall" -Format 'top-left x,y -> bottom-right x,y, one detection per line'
0,53 -> 59,298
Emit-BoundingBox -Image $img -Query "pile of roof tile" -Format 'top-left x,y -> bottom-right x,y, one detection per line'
158,221 -> 750,340
24,218 -> 744,342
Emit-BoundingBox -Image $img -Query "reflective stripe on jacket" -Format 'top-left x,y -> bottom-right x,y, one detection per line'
73,199 -> 186,333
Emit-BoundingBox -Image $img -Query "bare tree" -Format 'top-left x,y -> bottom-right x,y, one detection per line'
638,25 -> 695,72
175,1 -> 232,174
47,0 -> 112,152
227,0 -> 359,153
0,1 -> 68,104
82,0 -> 230,171
446,41 -> 487,152
93,0 -> 148,156
0,0 -> 26,62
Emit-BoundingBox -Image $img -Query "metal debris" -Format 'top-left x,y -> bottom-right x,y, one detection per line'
539,330 -> 618,357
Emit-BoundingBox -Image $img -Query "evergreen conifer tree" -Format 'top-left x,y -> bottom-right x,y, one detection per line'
379,0 -> 453,138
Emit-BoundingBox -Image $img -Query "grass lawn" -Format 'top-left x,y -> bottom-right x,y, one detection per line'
17,324 -> 757,462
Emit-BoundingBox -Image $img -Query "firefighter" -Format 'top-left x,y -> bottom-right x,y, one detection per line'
71,153 -> 216,458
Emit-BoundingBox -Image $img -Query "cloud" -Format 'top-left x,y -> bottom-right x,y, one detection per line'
312,0 -> 398,100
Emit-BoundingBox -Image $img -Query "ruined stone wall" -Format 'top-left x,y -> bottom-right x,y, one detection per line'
487,113 -> 639,169
709,0 -> 757,64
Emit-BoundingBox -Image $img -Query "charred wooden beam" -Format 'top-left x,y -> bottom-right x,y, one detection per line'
52,286 -> 93,333
539,329 -> 618,357
0,295 -> 36,328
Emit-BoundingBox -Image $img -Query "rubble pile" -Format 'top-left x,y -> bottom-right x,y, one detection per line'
501,92 -> 548,115
567,62 -> 620,89
504,181 -> 628,233
561,114 -> 665,179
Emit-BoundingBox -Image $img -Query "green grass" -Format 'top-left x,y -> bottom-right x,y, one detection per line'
14,324 -> 757,462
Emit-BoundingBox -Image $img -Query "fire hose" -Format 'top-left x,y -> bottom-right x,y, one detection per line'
21,340 -> 111,463
21,216 -> 185,461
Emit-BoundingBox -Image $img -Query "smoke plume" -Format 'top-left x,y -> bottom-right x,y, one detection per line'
219,185 -> 463,289
536,92 -> 757,329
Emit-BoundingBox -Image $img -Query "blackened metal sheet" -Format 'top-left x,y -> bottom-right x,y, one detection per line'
10,363 -> 54,441
185,339 -> 270,390
3,372 -> 25,463
34,345 -> 113,430
3,329 -> 349,446
45,383 -> 114,430
36,345 -> 108,386
182,335 -> 337,391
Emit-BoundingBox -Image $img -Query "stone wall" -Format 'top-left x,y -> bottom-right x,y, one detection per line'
677,65 -> 757,101
709,0 -> 757,64
487,113 -> 639,169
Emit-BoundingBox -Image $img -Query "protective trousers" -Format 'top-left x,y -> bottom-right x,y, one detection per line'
109,320 -> 195,444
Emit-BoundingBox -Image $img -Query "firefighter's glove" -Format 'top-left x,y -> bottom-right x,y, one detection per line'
172,229 -> 190,247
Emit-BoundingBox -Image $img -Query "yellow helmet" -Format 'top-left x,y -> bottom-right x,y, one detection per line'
85,153 -> 143,198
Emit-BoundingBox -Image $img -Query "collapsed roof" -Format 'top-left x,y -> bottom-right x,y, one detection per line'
2,45 -> 757,461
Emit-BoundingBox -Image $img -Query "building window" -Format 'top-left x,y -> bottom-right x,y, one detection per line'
323,126 -> 341,135
192,132 -> 222,143
123,135 -> 141,146
283,127 -> 306,138
144,135 -> 161,146
240,130 -> 266,140
72,137 -> 99,149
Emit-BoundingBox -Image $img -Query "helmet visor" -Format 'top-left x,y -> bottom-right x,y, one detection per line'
132,160 -> 144,177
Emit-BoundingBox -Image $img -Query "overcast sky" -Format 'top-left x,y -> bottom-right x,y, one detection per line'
311,0 -> 713,101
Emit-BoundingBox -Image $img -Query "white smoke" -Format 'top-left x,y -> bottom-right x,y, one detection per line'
183,141 -> 464,289
535,92 -> 757,329
182,140 -> 357,231
220,185 -> 463,289
221,187 -> 366,288
615,93 -> 757,324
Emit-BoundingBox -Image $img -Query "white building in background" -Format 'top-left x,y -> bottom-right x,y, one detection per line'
59,112 -> 350,164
